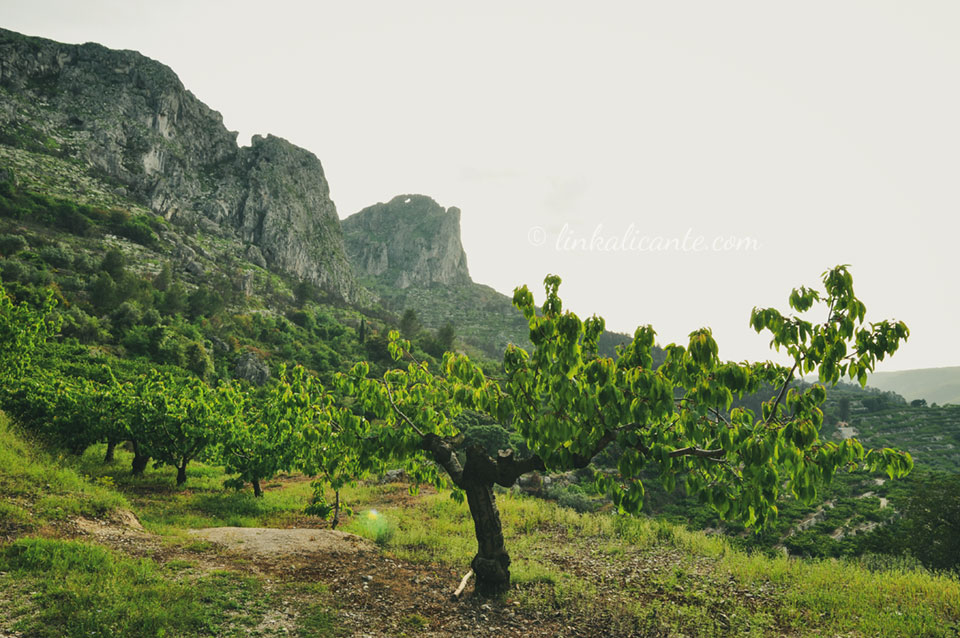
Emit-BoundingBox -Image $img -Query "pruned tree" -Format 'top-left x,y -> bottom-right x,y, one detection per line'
217,367 -> 317,497
331,266 -> 912,596
300,366 -> 380,527
126,374 -> 219,485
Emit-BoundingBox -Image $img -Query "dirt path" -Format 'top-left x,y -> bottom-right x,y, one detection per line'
188,526 -> 374,557
836,423 -> 859,439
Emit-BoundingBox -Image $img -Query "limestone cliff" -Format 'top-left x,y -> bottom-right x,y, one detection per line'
0,28 -> 359,301
342,194 -> 471,289
233,135 -> 355,300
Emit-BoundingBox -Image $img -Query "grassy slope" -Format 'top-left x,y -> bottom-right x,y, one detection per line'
0,410 -> 127,536
868,366 -> 960,407
0,412 -> 341,638
3,417 -> 957,638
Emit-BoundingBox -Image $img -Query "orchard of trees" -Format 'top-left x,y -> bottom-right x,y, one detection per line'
0,266 -> 915,595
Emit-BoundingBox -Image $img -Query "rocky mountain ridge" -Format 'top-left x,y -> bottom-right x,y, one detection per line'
0,27 -> 358,301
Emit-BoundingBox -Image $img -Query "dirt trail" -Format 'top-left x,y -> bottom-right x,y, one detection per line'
188,526 -> 374,557
835,422 -> 859,439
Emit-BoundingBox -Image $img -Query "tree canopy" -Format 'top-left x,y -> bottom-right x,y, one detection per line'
333,265 -> 913,594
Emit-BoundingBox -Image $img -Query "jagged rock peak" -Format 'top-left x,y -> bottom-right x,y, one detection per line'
342,194 -> 472,289
0,28 -> 361,302
235,134 -> 356,301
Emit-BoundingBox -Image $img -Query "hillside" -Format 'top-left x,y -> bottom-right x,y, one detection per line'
868,366 -> 960,407
1,410 -> 958,637
342,194 -> 639,358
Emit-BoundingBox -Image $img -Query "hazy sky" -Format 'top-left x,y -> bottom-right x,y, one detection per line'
4,1 -> 959,371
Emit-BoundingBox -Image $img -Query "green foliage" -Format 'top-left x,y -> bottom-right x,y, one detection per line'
547,483 -> 598,513
217,366 -> 321,496
0,232 -> 29,256
185,341 -> 214,380
125,374 -> 221,484
0,538 -> 273,638
314,265 -> 914,588
101,247 -> 126,279
399,308 -> 421,339
0,280 -> 59,386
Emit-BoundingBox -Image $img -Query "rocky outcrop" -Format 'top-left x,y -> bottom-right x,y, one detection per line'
234,135 -> 356,300
0,28 -> 360,301
342,194 -> 471,289
234,352 -> 271,386
0,28 -> 236,213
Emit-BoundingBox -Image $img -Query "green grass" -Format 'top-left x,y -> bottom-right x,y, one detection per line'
0,411 -> 127,532
67,444 -> 319,533
0,537 -> 273,638
3,414 -> 957,637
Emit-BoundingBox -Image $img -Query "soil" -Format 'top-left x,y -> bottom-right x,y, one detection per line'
188,526 -> 374,557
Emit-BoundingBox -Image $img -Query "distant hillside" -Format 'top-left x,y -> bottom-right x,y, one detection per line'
868,366 -> 960,407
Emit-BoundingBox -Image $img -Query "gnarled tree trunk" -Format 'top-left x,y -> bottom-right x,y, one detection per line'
131,440 -> 149,476
464,479 -> 511,596
252,478 -> 263,498
104,438 -> 117,464
176,460 -> 188,485
420,434 -> 545,597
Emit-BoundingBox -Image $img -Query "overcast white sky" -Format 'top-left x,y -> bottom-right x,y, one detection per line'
4,1 -> 959,371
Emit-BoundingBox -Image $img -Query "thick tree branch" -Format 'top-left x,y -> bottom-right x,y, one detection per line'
570,428 -> 620,468
422,432 -> 465,488
382,380 -> 425,437
668,446 -> 725,459
462,444 -> 546,487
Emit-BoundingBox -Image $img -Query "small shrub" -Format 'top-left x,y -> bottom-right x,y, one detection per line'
355,509 -> 396,547
0,233 -> 29,256
548,484 -> 598,513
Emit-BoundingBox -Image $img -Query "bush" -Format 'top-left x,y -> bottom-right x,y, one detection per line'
899,473 -> 960,572
110,301 -> 142,335
38,244 -> 73,268
60,306 -> 107,343
116,218 -> 157,247
186,341 -> 214,380
0,233 -> 29,256
1,259 -> 29,283
122,324 -> 153,356
547,484 -> 598,513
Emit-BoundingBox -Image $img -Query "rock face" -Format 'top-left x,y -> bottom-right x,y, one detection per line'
235,136 -> 355,300
342,194 -> 471,289
0,28 -> 359,301
233,352 -> 271,386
